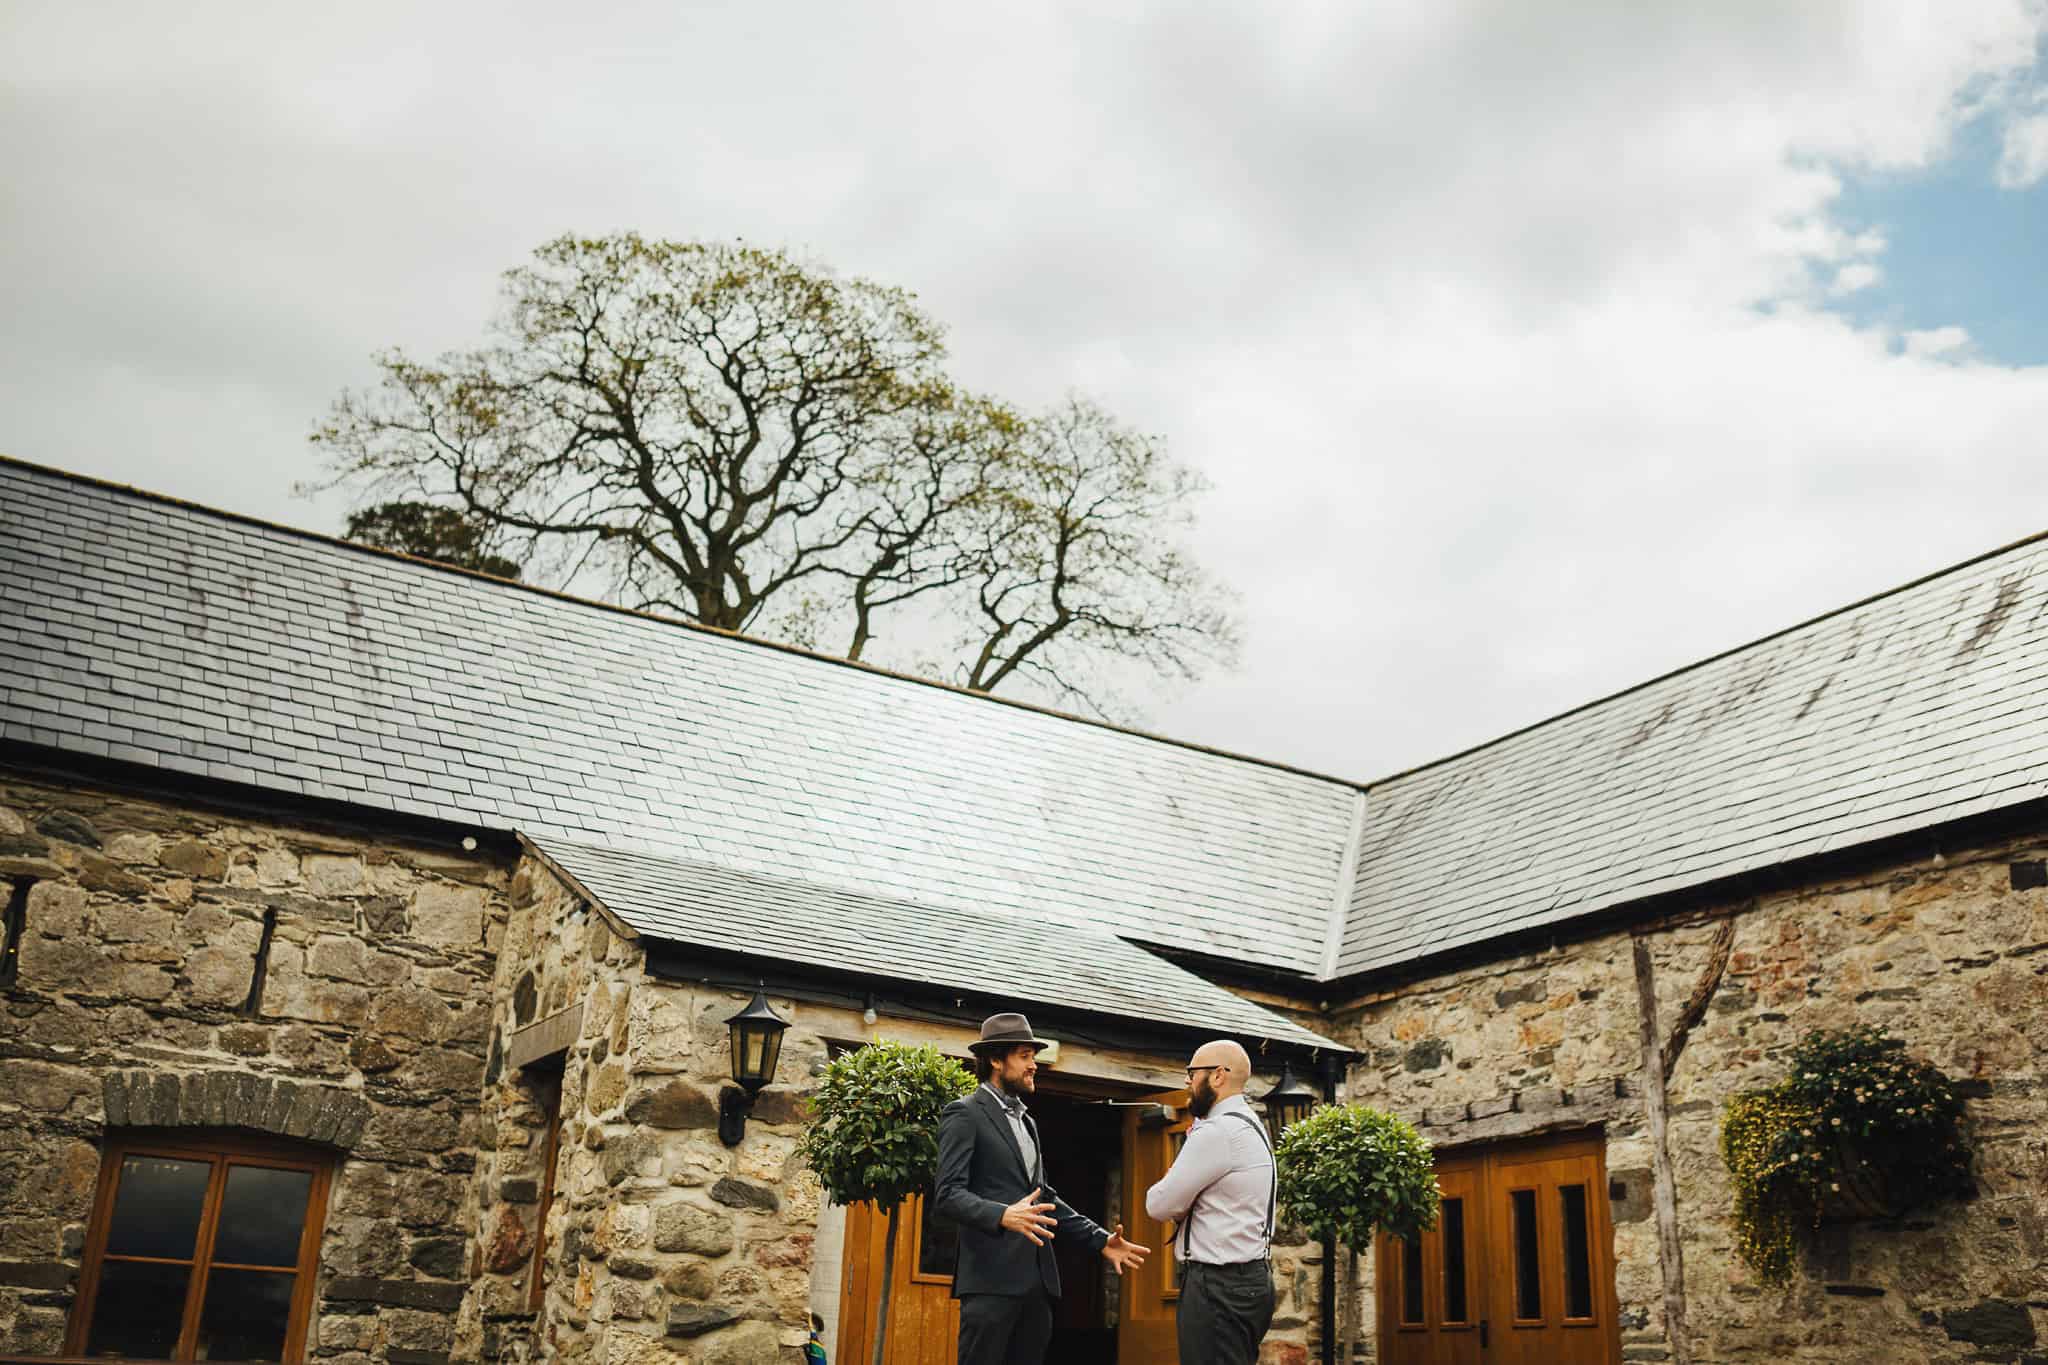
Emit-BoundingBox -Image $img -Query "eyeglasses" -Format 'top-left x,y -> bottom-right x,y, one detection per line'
1184,1064 -> 1227,1080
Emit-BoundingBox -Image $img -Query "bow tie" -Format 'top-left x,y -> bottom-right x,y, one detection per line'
996,1095 -> 1027,1119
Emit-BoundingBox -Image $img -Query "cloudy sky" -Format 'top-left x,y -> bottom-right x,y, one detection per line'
6,2 -> 2048,781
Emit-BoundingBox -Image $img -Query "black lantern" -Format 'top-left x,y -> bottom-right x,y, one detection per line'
718,985 -> 790,1146
1262,1059 -> 1319,1141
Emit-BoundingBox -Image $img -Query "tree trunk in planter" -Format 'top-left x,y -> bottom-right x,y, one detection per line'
1337,1243 -> 1361,1363
871,1203 -> 902,1365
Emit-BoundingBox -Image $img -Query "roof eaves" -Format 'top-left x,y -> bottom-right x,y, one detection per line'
514,831 -> 643,943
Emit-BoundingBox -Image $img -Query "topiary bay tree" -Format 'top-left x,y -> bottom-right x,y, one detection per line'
797,1040 -> 975,1365
1275,1103 -> 1441,1364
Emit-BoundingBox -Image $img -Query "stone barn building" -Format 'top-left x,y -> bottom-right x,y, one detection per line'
0,452 -> 2042,1365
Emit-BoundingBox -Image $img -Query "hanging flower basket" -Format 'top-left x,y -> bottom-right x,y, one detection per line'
1720,1026 -> 1971,1286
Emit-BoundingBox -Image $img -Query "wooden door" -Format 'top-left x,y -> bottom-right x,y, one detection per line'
1116,1088 -> 1191,1364
1378,1131 -> 1619,1365
839,1194 -> 961,1365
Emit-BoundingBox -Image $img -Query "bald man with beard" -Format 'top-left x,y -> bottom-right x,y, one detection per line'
1143,1040 -> 1277,1365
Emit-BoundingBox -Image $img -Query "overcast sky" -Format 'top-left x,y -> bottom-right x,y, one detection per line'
6,3 -> 2048,781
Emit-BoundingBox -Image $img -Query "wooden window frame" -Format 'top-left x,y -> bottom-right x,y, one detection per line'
1555,1181 -> 1599,1329
1505,1183 -> 1546,1326
1438,1193 -> 1474,1328
904,1192 -> 955,1288
64,1130 -> 333,1364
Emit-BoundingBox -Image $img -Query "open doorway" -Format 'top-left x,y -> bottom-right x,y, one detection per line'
1036,1090 -> 1124,1364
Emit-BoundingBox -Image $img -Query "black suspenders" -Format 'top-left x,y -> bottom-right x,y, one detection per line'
1176,1111 -> 1278,1262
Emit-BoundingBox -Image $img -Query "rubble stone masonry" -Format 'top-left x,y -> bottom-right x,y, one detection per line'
1334,826 -> 2048,1364
9,749 -> 2039,1365
0,769 -> 510,1363
464,854 -> 825,1365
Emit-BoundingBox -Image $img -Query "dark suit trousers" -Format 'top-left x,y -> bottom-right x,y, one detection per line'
1176,1261 -> 1275,1365
957,1292 -> 1054,1365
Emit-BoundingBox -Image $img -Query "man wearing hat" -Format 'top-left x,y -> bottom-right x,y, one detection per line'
934,1012 -> 1150,1365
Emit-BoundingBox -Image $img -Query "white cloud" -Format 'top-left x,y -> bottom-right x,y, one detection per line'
4,1 -> 2048,778
1831,262 -> 1883,294
1997,110 -> 2048,185
1904,325 -> 1974,357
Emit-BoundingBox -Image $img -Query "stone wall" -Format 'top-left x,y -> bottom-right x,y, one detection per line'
461,855 -> 827,1365
0,768 -> 510,1363
1331,825 -> 2048,1363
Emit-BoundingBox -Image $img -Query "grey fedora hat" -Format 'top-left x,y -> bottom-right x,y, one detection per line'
969,1012 -> 1051,1054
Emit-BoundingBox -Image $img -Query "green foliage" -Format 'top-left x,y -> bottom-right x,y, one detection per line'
1719,1026 -> 1972,1288
1274,1103 -> 1441,1248
796,1041 -> 975,1210
1719,1089 -> 1816,1288
344,500 -> 523,579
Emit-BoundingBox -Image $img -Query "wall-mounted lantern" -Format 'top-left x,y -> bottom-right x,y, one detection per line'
1261,1059 -> 1319,1142
718,985 -> 790,1147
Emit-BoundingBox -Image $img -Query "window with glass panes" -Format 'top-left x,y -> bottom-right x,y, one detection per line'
68,1132 -> 332,1363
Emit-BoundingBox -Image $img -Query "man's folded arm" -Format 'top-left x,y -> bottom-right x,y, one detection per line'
1144,1124 -> 1228,1223
932,1102 -> 1005,1234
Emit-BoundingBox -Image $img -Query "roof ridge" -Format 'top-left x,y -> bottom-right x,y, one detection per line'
1360,524 -> 2048,791
0,451 -> 1366,793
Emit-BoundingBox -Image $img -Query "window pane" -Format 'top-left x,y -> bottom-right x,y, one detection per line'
915,1196 -> 959,1279
1511,1188 -> 1542,1320
212,1165 -> 313,1267
1442,1198 -> 1468,1322
1400,1236 -> 1424,1323
86,1259 -> 190,1357
106,1155 -> 213,1259
1560,1184 -> 1594,1320
195,1267 -> 295,1361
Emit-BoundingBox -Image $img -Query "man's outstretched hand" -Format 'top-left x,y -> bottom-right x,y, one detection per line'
1101,1223 -> 1150,1273
1000,1188 -> 1058,1245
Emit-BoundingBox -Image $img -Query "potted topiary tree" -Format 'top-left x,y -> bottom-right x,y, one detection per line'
796,1040 -> 976,1365
1274,1103 -> 1441,1365
1720,1025 -> 1972,1288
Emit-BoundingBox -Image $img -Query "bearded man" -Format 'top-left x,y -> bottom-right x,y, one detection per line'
933,1012 -> 1149,1365
1144,1039 -> 1277,1365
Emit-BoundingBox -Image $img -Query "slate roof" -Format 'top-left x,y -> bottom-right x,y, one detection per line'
5,456 -> 2048,994
0,458 -> 1359,982
527,834 -> 1343,1051
1337,531 -> 2048,977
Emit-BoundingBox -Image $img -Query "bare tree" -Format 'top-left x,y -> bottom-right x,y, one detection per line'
312,233 -> 1236,714
955,396 -> 1239,714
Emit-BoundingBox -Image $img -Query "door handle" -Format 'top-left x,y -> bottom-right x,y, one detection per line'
1480,1318 -> 1489,1348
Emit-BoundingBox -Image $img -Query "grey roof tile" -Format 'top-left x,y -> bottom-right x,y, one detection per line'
7,458 -> 2047,992
0,459 -> 1359,978
528,834 -> 1345,1052
1337,536 -> 2048,977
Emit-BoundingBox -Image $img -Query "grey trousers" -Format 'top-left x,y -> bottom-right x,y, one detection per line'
957,1292 -> 1054,1365
1177,1260 -> 1276,1365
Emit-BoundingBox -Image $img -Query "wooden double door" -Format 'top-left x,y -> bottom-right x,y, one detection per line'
1377,1131 -> 1621,1365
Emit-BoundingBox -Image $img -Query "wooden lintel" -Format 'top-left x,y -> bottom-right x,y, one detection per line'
508,1001 -> 585,1071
